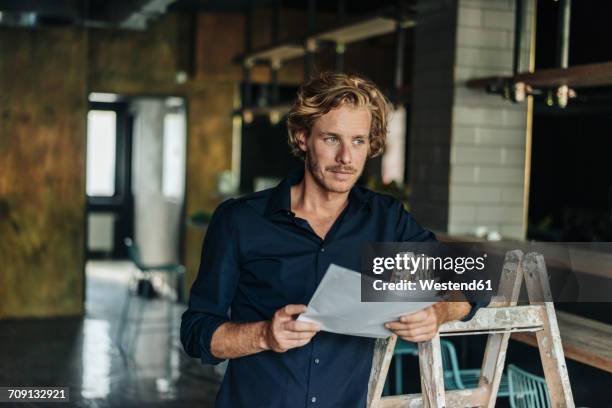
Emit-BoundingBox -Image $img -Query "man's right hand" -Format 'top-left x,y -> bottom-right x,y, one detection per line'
262,304 -> 320,353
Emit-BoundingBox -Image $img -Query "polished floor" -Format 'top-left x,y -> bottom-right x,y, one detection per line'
2,263 -> 610,407
0,261 -> 222,407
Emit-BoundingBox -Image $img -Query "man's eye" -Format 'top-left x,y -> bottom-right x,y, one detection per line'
324,137 -> 339,144
353,139 -> 366,145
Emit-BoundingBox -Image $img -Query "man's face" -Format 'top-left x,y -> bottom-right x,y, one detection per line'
298,104 -> 371,194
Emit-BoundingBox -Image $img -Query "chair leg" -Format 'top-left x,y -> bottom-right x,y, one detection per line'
117,281 -> 133,355
166,283 -> 174,370
129,275 -> 151,357
395,355 -> 403,395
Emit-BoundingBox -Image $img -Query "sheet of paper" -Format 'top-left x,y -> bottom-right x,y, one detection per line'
297,264 -> 438,338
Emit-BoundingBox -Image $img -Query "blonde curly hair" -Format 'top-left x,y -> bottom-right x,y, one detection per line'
286,72 -> 390,159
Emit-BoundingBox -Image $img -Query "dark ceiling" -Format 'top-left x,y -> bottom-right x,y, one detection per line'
0,0 -> 409,29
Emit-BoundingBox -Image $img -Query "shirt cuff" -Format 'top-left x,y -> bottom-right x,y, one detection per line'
460,299 -> 488,322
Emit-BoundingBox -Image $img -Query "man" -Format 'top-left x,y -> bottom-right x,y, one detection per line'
181,72 -> 487,407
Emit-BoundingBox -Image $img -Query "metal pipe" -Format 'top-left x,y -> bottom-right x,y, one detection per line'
334,0 -> 346,72
337,0 -> 346,23
272,0 -> 280,43
393,19 -> 406,93
307,0 -> 316,35
335,43 -> 345,73
512,0 -> 523,75
243,0 -> 254,108
271,0 -> 281,105
271,60 -> 280,105
557,0 -> 571,68
304,0 -> 316,79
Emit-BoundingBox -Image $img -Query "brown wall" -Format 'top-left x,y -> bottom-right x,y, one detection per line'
0,10 -> 311,317
0,9 -> 404,317
0,27 -> 87,318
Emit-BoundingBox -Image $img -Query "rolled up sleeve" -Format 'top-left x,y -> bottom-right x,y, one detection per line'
180,199 -> 240,365
394,202 -> 490,322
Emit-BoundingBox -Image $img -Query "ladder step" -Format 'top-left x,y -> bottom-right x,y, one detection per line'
440,305 -> 544,335
442,326 -> 543,336
379,386 -> 488,408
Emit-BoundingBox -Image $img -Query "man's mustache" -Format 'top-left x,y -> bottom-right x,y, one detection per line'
326,166 -> 357,174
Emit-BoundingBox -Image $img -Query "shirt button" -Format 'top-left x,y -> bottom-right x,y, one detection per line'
314,358 -> 320,364
311,397 -> 317,403
320,247 -> 325,252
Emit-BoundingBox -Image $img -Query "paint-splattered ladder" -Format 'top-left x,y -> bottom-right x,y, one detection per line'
367,250 -> 575,408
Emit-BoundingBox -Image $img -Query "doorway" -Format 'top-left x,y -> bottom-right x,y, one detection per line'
85,93 -> 187,264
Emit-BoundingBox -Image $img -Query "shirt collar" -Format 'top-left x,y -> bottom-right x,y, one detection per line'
264,166 -> 370,218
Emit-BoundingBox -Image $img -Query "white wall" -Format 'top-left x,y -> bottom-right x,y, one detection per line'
448,0 -> 534,239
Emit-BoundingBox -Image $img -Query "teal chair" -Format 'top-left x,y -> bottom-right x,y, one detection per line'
441,340 -> 510,396
384,339 -> 420,395
117,238 -> 186,357
508,364 -> 550,408
386,339 -> 510,397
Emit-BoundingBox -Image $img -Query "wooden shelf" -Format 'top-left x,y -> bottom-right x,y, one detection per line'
234,104 -> 292,118
512,311 -> 612,373
467,61 -> 612,90
314,16 -> 414,45
243,43 -> 305,66
236,15 -> 415,66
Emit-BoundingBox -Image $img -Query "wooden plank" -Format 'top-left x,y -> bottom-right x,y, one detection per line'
512,310 -> 612,374
418,336 -> 446,407
523,252 -> 575,407
377,386 -> 489,408
466,61 -> 612,89
367,335 -> 398,407
479,250 -> 524,407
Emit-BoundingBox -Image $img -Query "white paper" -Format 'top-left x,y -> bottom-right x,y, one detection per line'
297,264 -> 438,338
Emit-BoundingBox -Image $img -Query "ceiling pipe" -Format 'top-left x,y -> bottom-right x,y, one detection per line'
119,0 -> 177,30
512,0 -> 523,75
555,0 -> 572,108
556,0 -> 571,69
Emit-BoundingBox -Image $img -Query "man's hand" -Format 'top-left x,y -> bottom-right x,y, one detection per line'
384,301 -> 471,343
384,303 -> 447,342
262,304 -> 320,353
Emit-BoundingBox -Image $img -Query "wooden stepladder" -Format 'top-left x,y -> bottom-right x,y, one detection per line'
367,250 -> 575,408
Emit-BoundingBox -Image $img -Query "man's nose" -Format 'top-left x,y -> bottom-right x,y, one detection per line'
336,142 -> 352,164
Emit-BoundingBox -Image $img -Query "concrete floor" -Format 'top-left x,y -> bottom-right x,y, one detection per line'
0,261 -> 221,407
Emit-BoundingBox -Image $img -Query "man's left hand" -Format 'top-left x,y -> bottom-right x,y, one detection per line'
384,302 -> 449,343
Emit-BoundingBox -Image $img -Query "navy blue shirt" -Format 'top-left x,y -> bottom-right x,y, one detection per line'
181,168 -> 484,408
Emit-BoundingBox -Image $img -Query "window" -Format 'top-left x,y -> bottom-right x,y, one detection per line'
86,110 -> 117,197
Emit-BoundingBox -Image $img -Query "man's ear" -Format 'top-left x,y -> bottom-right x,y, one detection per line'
296,131 -> 308,153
